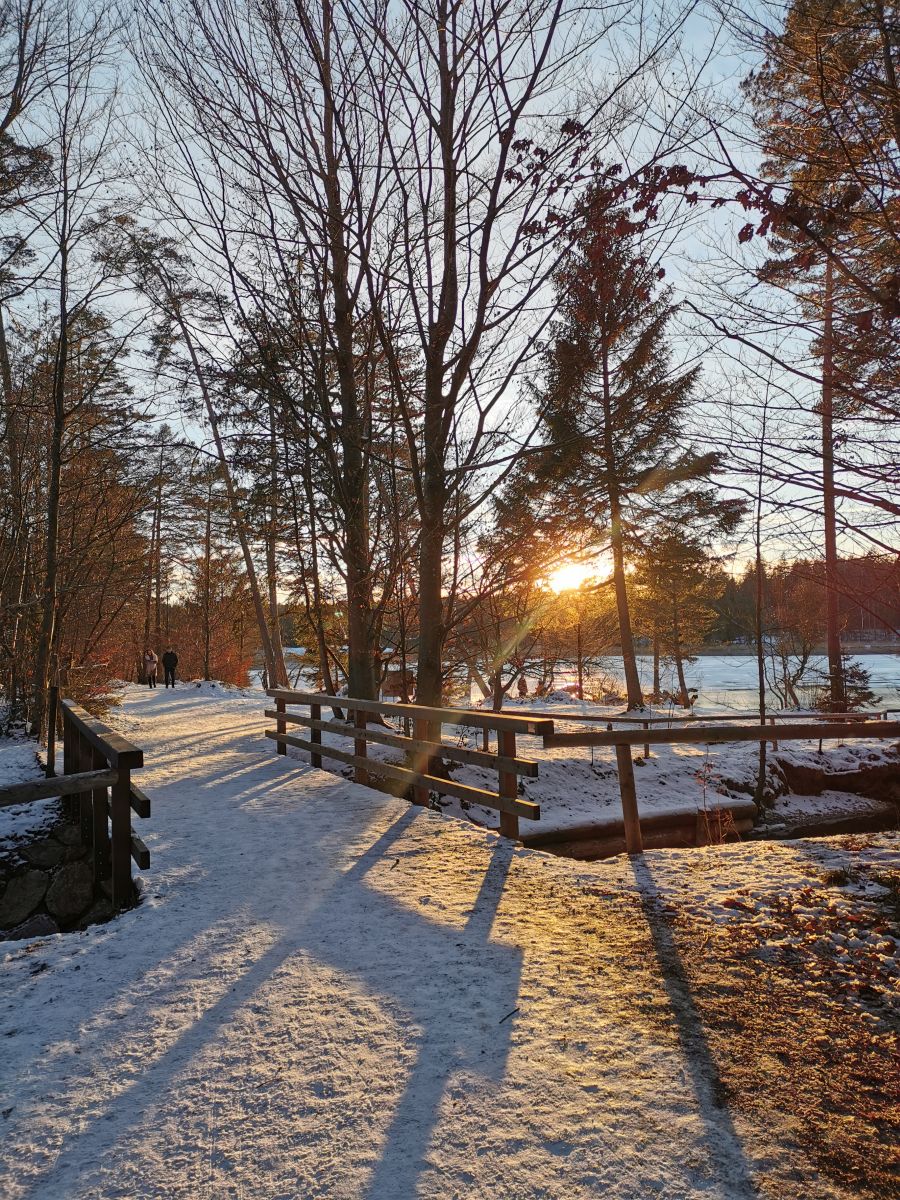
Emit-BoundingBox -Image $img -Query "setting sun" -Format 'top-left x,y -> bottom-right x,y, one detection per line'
547,561 -> 596,593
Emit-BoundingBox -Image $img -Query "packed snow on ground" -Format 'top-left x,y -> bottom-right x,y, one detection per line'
1,684 -> 897,1199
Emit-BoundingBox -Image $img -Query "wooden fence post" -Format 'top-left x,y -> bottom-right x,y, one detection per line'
62,711 -> 73,819
110,765 -> 132,909
46,685 -> 58,777
615,742 -> 643,854
276,697 -> 286,755
769,715 -> 779,751
412,717 -> 429,806
353,708 -> 368,786
498,729 -> 519,841
310,702 -> 322,768
643,719 -> 650,760
78,732 -> 92,846
91,746 -> 111,882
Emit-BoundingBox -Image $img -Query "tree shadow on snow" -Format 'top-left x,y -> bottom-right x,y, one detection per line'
349,837 -> 521,1199
16,805 -> 522,1200
628,856 -> 760,1198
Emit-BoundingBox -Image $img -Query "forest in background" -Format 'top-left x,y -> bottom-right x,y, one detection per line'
0,0 -> 898,734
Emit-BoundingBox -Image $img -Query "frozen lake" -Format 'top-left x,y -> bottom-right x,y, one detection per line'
555,652 -> 900,712
265,648 -> 900,712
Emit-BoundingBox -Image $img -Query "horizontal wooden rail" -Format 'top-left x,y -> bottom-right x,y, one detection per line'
509,708 -> 888,725
129,783 -> 151,819
61,699 -> 143,767
0,768 -> 118,810
544,721 -> 900,749
266,729 -> 540,820
267,689 -> 550,838
263,709 -> 539,777
266,688 -> 554,735
130,830 -> 150,869
552,719 -> 900,858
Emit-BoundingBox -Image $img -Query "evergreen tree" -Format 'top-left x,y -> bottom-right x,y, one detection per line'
532,188 -> 741,708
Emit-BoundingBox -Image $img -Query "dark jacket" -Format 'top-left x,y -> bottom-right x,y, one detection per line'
162,651 -> 178,670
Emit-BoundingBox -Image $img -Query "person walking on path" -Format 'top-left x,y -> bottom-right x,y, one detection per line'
162,648 -> 178,688
144,650 -> 159,688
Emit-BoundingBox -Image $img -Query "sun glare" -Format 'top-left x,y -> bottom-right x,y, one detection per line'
548,562 -> 596,593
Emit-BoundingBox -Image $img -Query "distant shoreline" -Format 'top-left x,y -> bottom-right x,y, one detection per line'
688,645 -> 900,657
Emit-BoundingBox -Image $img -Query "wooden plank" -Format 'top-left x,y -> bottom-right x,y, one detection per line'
265,730 -> 540,820
310,702 -> 322,769
498,729 -> 519,840
412,716 -> 430,807
263,710 -> 540,776
615,743 -> 643,854
91,746 -> 110,882
0,769 -> 119,810
265,689 -> 554,735
61,700 -> 143,768
543,720 -> 900,748
129,784 -> 151,819
353,707 -> 368,786
507,709 -> 888,725
78,732 -> 91,847
130,829 -> 150,870
46,685 -> 58,777
522,798 -> 758,847
110,767 -> 132,909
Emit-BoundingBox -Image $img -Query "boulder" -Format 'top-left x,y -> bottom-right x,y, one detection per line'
45,861 -> 94,924
22,839 -> 66,870
0,869 -> 49,929
2,912 -> 59,941
78,897 -> 114,929
51,822 -> 83,847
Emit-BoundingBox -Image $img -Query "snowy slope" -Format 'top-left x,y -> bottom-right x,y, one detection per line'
1,685 -> 896,1199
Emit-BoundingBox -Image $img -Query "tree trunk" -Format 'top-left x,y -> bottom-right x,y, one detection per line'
318,0 -> 376,701
415,2 -> 457,710
576,618 -> 584,699
152,440 -> 164,653
600,343 -> 643,710
174,308 -> 280,687
202,482 -> 212,679
416,480 -> 446,706
31,248 -> 69,739
671,598 -> 689,706
821,260 -> 845,710
266,396 -> 288,687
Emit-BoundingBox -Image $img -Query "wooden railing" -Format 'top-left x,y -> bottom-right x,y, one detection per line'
507,707 -> 891,757
59,699 -> 149,909
0,697 -> 149,910
543,719 -> 900,856
265,689 -> 554,839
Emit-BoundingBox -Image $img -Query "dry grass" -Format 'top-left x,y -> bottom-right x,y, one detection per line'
669,870 -> 899,1199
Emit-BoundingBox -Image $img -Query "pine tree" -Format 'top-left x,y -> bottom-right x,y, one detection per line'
532,189 -> 741,708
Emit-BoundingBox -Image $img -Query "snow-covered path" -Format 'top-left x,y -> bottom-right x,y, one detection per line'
0,686 -> 892,1198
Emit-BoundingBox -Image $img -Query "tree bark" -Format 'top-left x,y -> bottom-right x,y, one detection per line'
31,238 -> 68,738
600,343 -> 643,710
821,259 -> 845,710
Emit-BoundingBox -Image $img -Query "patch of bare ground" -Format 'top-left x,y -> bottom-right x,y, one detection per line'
667,845 -> 899,1199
